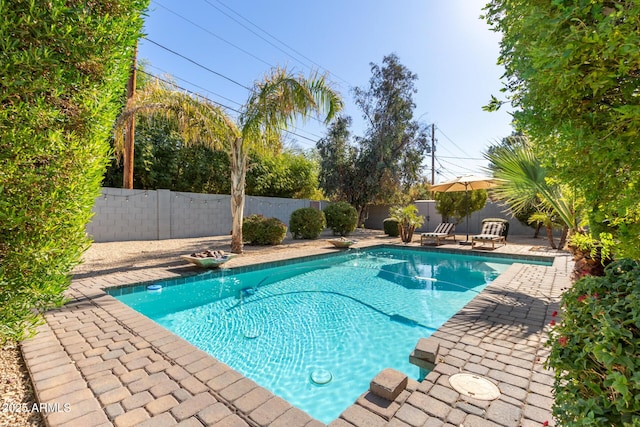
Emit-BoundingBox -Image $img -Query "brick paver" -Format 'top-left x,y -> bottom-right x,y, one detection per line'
20,232 -> 569,426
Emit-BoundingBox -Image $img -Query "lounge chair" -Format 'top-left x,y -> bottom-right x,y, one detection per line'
420,223 -> 456,246
471,221 -> 506,249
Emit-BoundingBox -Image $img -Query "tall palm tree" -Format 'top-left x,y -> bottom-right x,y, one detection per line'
114,68 -> 342,253
484,140 -> 581,248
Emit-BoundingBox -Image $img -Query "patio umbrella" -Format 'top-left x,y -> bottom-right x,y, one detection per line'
430,175 -> 504,244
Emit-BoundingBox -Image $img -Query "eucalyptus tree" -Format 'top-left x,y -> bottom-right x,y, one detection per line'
114,68 -> 342,253
354,54 -> 429,205
317,54 -> 428,223
316,116 -> 368,208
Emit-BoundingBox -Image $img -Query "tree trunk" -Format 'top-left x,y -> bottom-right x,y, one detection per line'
533,222 -> 542,238
356,205 -> 367,228
400,224 -> 415,243
545,225 -> 557,249
230,138 -> 246,254
558,225 -> 569,249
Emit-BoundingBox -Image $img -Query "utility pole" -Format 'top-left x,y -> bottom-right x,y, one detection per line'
431,123 -> 436,185
123,42 -> 137,189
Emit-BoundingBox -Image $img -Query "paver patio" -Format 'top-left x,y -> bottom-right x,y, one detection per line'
20,231 -> 571,426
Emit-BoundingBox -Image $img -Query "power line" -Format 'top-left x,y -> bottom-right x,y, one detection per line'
438,155 -> 485,161
436,126 -> 470,157
147,64 -> 325,141
435,142 -> 462,157
139,69 -> 242,114
135,70 -> 322,146
203,0 -> 353,88
143,37 -> 252,91
146,64 -> 244,107
437,157 -> 484,175
142,36 -> 336,133
152,0 -> 274,69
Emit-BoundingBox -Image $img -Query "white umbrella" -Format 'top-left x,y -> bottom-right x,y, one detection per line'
430,175 -> 504,244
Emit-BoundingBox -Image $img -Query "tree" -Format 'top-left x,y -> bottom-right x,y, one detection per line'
317,116 -> 368,207
0,0 -> 148,342
433,191 -> 488,225
245,151 -> 320,199
483,0 -> 640,259
486,133 -> 541,237
317,54 -> 429,223
104,115 -> 233,193
104,127 -> 319,198
389,204 -> 424,243
114,69 -> 342,253
484,139 -> 582,249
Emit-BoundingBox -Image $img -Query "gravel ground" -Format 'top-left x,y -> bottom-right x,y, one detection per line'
0,343 -> 45,427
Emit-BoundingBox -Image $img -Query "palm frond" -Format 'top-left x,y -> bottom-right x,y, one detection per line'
240,67 -> 343,149
113,78 -> 239,158
485,141 -> 579,230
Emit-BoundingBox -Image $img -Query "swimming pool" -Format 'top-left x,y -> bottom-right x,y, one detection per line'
110,246 -> 551,423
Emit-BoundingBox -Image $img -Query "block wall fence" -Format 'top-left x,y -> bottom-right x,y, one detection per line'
87,188 -> 310,242
364,200 -> 533,237
87,188 -> 532,242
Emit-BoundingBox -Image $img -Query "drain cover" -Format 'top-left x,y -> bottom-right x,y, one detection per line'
243,329 -> 260,339
449,373 -> 500,400
310,369 -> 332,385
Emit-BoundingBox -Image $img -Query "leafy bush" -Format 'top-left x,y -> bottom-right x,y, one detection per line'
0,0 -> 148,343
290,208 -> 326,239
383,218 -> 400,237
324,202 -> 358,236
242,215 -> 287,245
547,259 -> 640,426
568,232 -> 616,280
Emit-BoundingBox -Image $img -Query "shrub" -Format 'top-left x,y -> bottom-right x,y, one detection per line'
390,205 -> 424,243
546,259 -> 640,426
568,231 -> 616,279
324,202 -> 358,236
0,0 -> 148,342
290,208 -> 326,239
383,218 -> 400,237
242,215 -> 287,245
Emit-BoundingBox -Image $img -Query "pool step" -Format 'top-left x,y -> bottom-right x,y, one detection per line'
369,368 -> 408,401
409,338 -> 439,377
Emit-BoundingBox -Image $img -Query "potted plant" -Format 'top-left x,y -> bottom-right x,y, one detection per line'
390,204 -> 424,243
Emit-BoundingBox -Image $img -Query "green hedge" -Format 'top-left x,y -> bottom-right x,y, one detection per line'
242,215 -> 287,245
547,259 -> 640,425
290,208 -> 326,239
0,0 -> 149,342
383,218 -> 400,237
324,202 -> 357,236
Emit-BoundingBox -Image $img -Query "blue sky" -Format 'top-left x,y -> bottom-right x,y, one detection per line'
138,0 -> 513,183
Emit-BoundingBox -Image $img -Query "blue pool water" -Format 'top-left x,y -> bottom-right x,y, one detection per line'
112,247 -> 550,423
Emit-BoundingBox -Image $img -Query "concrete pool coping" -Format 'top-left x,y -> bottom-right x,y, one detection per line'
21,232 -> 571,426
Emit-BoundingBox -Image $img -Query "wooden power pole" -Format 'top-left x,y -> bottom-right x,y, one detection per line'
123,42 -> 138,189
431,123 -> 436,185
